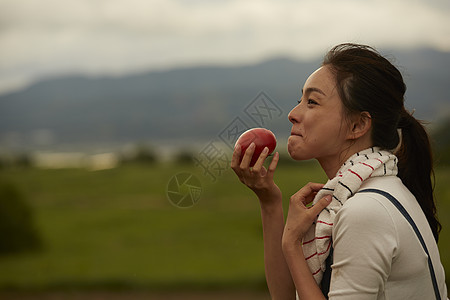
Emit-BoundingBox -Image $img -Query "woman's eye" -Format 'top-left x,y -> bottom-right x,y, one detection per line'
297,98 -> 318,105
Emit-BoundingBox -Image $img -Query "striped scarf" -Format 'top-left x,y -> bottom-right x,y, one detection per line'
302,147 -> 398,284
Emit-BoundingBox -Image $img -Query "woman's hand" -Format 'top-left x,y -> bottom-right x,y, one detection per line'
282,183 -> 332,249
230,142 -> 281,203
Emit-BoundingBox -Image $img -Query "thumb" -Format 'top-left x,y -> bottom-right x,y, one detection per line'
311,194 -> 332,215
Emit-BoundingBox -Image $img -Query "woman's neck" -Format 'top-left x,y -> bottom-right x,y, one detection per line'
318,156 -> 345,180
318,140 -> 374,179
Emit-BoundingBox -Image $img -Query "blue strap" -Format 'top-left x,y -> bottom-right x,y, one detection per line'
359,189 -> 441,300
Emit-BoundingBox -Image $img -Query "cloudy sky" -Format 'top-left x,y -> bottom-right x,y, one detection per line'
0,0 -> 449,95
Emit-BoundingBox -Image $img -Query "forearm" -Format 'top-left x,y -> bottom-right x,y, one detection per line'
281,183 -> 332,300
282,244 -> 325,300
259,196 -> 296,300
230,145 -> 292,297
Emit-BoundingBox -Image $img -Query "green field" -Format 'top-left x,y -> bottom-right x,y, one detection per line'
0,161 -> 449,294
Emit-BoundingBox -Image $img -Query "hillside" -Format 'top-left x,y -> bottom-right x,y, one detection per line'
0,48 -> 449,151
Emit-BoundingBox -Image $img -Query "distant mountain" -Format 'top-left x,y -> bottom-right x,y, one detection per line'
0,48 -> 449,151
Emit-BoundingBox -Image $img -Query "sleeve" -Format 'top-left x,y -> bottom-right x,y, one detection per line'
328,194 -> 399,300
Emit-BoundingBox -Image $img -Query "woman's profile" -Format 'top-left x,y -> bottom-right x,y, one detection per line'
231,43 -> 448,299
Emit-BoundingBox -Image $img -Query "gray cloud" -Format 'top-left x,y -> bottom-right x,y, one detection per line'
0,0 -> 449,94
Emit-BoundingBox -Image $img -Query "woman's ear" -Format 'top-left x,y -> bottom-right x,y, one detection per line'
348,111 -> 372,140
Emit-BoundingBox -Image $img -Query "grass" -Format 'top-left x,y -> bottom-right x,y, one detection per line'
0,161 -> 448,292
0,163 -> 268,291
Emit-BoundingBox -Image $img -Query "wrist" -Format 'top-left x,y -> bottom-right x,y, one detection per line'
282,240 -> 305,265
282,226 -> 303,249
258,189 -> 283,220
255,184 -> 282,202
258,194 -> 283,216
259,200 -> 283,218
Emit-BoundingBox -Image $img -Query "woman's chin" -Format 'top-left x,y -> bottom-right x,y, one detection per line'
288,141 -> 312,161
289,152 -> 308,161
288,137 -> 303,160
287,145 -> 304,161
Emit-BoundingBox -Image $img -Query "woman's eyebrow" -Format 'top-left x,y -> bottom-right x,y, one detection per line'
301,87 -> 327,96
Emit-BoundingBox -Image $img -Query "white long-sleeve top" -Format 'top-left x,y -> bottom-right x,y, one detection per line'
329,175 -> 447,299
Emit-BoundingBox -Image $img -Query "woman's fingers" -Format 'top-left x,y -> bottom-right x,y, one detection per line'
267,152 -> 279,176
252,146 -> 269,173
230,143 -> 242,170
310,195 -> 332,215
231,143 -> 279,194
283,193 -> 332,243
240,142 -> 255,168
292,182 -> 325,205
301,182 -> 325,194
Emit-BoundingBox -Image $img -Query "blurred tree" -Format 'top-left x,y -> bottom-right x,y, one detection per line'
0,181 -> 42,254
14,153 -> 32,168
135,146 -> 157,164
174,150 -> 195,164
121,144 -> 158,164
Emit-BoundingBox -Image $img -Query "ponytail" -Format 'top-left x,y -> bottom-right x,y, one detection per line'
396,109 -> 441,242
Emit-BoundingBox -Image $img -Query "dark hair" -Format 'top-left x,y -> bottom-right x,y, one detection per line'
323,43 -> 441,242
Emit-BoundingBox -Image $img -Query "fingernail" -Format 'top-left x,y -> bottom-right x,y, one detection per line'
326,195 -> 332,202
249,142 -> 255,149
235,143 -> 240,150
262,147 -> 268,154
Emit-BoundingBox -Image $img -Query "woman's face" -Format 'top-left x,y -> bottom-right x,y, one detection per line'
288,65 -> 351,162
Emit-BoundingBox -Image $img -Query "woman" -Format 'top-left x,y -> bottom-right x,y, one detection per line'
231,43 -> 447,299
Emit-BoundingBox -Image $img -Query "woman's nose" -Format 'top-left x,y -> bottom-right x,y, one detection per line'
288,104 -> 301,124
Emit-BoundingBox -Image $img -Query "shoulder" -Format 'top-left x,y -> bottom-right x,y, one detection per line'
335,186 -> 396,229
336,176 -> 409,223
343,175 -> 425,231
333,177 -> 401,247
334,192 -> 397,237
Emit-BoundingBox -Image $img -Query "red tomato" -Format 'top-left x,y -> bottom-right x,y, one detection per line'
235,128 -> 277,167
